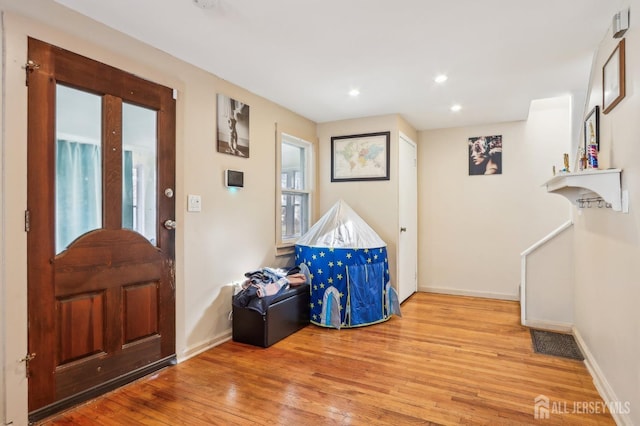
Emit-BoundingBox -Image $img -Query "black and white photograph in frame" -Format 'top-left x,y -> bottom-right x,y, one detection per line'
217,94 -> 250,157
468,135 -> 502,175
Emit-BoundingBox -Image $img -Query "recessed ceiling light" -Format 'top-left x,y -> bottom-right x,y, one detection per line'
435,74 -> 448,84
349,89 -> 360,97
451,104 -> 462,112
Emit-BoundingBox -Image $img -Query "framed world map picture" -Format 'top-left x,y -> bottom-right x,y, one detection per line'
331,131 -> 390,182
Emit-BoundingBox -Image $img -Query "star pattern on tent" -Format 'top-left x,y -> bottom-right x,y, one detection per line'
317,268 -> 323,275
310,273 -> 315,280
328,261 -> 334,267
314,285 -> 318,291
312,314 -> 318,321
367,258 -> 372,263
329,247 -> 334,252
337,274 -> 343,280
312,254 -> 317,260
320,251 -> 325,257
328,277 -> 333,284
320,283 -> 325,289
337,261 -> 343,267
318,299 -> 323,305
374,254 -> 378,260
310,302 -> 315,309
364,248 -> 369,253
346,253 -> 352,259
339,292 -> 344,298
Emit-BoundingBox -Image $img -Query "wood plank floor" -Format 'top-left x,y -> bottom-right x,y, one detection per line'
40,293 -> 614,425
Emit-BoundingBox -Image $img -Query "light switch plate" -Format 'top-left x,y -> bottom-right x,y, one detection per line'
187,194 -> 202,212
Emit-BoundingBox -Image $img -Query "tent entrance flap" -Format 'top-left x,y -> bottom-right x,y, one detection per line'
347,263 -> 385,326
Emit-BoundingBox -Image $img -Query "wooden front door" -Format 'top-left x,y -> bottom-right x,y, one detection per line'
26,38 -> 176,418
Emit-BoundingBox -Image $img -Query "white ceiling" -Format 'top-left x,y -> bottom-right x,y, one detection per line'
50,0 -> 624,130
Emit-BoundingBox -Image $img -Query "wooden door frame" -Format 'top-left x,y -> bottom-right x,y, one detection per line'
26,38 -> 176,422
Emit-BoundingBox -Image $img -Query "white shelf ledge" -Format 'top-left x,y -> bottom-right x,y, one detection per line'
543,169 -> 628,212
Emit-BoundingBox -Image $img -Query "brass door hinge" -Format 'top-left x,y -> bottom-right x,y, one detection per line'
20,353 -> 36,378
25,210 -> 30,232
22,60 -> 40,86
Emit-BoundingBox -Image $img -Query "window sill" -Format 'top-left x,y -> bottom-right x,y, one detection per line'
276,244 -> 296,257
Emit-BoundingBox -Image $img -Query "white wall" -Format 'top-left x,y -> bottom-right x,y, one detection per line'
573,1 -> 639,423
317,115 -> 417,289
0,1 -> 316,424
523,223 -> 574,330
418,97 -> 572,300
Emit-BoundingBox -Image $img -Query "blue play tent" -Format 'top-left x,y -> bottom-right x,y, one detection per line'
295,200 -> 401,328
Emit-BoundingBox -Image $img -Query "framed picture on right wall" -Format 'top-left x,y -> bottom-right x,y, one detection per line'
602,38 -> 626,114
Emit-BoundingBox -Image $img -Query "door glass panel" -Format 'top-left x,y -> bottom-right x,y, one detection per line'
55,84 -> 102,254
122,102 -> 157,244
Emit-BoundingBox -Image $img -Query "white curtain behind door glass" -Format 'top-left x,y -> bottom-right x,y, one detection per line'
55,139 -> 102,254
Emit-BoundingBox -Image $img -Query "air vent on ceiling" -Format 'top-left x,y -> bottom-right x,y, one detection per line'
193,0 -> 218,9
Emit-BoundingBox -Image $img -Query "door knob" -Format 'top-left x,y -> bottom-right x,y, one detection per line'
400,227 -> 407,232
164,219 -> 177,230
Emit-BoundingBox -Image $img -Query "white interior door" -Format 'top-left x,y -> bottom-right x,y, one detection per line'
398,134 -> 418,303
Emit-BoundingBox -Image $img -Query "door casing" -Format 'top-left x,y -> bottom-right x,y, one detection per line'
398,133 -> 418,303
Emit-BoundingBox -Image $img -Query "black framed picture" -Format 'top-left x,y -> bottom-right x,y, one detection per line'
584,105 -> 599,152
331,131 -> 390,182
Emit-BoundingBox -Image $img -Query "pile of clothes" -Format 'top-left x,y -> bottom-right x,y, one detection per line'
232,264 -> 310,314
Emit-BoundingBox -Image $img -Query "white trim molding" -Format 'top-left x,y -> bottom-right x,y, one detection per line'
419,286 -> 518,301
573,326 -> 634,426
524,319 -> 572,333
178,330 -> 232,363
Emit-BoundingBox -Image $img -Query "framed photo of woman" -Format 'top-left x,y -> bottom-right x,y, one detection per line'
468,135 -> 502,175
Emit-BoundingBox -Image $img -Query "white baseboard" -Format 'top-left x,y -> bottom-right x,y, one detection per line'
419,286 -> 518,301
572,326 -> 634,426
522,319 -> 573,333
178,330 -> 232,363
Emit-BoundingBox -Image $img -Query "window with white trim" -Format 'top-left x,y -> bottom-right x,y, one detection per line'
279,134 -> 313,246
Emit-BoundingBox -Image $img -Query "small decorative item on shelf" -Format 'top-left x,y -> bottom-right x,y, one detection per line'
562,153 -> 570,173
587,144 -> 599,169
578,147 -> 588,171
585,111 -> 599,169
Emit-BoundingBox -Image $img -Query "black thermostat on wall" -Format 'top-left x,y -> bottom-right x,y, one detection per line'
225,169 -> 244,188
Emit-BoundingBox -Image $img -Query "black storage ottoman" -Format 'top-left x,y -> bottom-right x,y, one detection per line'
232,283 -> 310,347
